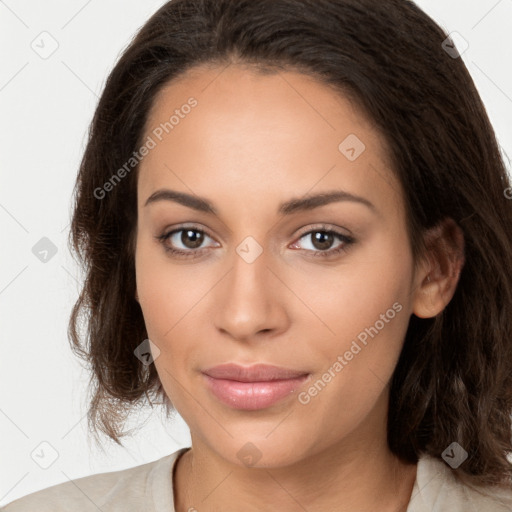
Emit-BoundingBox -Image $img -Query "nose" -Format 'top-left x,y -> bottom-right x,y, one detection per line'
213,247 -> 290,343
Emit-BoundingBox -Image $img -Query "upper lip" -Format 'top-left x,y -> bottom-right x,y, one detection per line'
202,363 -> 309,382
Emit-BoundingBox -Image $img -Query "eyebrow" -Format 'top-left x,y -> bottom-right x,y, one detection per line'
144,188 -> 377,215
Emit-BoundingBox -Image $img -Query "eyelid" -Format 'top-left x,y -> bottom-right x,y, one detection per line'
289,224 -> 355,254
293,222 -> 353,239
157,222 -> 356,259
166,223 -> 219,246
161,222 -> 351,245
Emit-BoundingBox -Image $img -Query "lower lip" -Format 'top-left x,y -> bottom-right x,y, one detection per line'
203,374 -> 310,410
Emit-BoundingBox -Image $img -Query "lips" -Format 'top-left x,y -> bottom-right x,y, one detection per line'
203,363 -> 308,381
202,363 -> 310,410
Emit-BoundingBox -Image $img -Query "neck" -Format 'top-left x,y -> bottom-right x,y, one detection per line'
173,432 -> 417,512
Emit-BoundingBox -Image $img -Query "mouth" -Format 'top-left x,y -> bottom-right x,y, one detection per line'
202,363 -> 311,410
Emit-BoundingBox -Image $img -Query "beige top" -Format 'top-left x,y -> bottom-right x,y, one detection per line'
2,448 -> 512,511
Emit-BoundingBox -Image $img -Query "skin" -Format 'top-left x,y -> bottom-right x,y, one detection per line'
134,64 -> 465,512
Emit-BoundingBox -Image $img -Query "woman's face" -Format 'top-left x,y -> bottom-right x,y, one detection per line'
135,64 -> 424,467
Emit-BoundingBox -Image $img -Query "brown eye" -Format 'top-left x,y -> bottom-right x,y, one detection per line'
180,229 -> 204,249
291,226 -> 355,258
156,226 -> 218,259
310,231 -> 336,251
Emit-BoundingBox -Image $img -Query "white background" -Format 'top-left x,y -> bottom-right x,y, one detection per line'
1,0 -> 511,506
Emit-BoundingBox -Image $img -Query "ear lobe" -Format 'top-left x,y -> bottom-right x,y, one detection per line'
135,290 -> 139,303
412,218 -> 465,319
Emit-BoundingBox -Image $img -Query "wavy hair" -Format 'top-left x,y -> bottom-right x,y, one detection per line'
68,0 -> 512,487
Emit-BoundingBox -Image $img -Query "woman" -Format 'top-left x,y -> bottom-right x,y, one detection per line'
3,0 -> 512,510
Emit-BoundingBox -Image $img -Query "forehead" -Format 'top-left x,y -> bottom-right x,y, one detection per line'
137,64 -> 402,215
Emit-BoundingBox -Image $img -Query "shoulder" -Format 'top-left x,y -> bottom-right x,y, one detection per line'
1,448 -> 189,512
408,453 -> 512,512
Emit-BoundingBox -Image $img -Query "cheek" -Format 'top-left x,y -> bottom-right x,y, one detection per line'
134,238 -> 215,375
295,235 -> 412,354
292,237 -> 413,416
135,237 -> 178,342
135,236 -> 194,328
134,247 -> 194,404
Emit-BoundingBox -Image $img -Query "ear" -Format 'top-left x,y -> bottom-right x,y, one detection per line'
135,289 -> 139,303
412,217 -> 465,319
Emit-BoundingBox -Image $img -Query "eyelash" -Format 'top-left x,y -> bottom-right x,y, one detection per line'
155,224 -> 355,260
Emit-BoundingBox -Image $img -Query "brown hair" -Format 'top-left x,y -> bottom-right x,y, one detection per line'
68,0 -> 512,487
